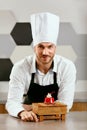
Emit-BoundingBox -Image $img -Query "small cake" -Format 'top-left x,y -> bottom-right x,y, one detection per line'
44,93 -> 54,104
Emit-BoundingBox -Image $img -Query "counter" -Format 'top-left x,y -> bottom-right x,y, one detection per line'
0,112 -> 87,130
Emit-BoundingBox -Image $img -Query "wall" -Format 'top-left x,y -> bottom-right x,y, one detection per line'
0,0 -> 87,99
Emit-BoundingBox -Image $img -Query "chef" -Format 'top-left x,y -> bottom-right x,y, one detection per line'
6,12 -> 76,122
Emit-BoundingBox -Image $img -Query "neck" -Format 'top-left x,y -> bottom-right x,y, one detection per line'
36,61 -> 53,74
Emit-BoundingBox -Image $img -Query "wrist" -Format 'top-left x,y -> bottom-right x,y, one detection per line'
17,110 -> 25,118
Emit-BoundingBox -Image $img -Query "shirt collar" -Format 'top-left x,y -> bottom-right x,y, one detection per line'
52,54 -> 58,73
30,55 -> 37,73
30,54 -> 58,73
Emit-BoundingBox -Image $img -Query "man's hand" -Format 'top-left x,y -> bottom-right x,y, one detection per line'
18,110 -> 39,122
23,104 -> 32,111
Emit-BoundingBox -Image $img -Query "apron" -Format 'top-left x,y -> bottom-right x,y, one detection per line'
24,72 -> 59,104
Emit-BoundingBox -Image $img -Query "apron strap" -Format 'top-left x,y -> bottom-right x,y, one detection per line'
54,72 -> 57,84
31,73 -> 35,83
31,72 -> 57,84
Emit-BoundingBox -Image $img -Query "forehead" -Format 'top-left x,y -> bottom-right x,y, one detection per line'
37,42 -> 55,47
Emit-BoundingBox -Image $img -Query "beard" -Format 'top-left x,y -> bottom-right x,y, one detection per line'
36,54 -> 54,65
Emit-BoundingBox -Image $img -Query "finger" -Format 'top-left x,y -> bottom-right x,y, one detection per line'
21,115 -> 28,121
20,111 -> 38,122
28,113 -> 34,121
31,112 -> 39,122
22,112 -> 33,121
20,112 -> 30,121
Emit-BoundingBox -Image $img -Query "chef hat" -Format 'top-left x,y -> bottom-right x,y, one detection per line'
30,12 -> 60,47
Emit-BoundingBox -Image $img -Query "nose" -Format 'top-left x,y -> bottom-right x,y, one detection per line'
42,48 -> 49,55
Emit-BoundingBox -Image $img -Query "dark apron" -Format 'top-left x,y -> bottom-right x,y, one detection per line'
24,72 -> 59,104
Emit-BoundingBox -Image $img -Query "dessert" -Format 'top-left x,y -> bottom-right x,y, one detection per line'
44,93 -> 54,104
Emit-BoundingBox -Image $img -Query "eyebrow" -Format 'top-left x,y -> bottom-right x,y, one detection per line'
38,44 -> 54,47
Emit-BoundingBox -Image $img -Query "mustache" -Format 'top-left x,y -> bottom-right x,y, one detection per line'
42,55 -> 50,57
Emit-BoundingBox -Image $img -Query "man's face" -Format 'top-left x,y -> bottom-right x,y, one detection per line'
34,42 -> 56,65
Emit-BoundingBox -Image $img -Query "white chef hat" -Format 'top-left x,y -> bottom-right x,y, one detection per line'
30,12 -> 60,47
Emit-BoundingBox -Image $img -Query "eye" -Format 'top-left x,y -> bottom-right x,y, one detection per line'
48,45 -> 53,49
38,45 -> 44,49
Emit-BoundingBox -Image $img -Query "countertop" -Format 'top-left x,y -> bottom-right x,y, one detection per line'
0,112 -> 87,130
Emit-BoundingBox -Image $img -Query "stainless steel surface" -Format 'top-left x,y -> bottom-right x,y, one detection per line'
0,112 -> 87,130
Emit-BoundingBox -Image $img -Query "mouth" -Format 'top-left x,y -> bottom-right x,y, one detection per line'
42,55 -> 50,60
42,55 -> 48,58
42,55 -> 49,58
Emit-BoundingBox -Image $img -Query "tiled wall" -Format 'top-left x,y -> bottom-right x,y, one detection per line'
0,0 -> 87,94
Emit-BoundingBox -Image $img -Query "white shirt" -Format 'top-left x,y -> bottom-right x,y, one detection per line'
6,54 -> 76,117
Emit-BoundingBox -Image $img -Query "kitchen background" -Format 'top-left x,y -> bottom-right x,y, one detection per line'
0,0 -> 87,102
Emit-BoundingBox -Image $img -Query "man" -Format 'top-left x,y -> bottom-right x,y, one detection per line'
6,12 -> 76,122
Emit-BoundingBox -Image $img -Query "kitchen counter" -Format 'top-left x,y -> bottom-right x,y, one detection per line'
0,112 -> 87,130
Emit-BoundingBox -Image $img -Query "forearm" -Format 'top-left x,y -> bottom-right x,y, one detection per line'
5,101 -> 25,117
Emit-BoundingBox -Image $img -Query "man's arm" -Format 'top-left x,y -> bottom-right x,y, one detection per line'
57,62 -> 76,111
6,63 -> 26,117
